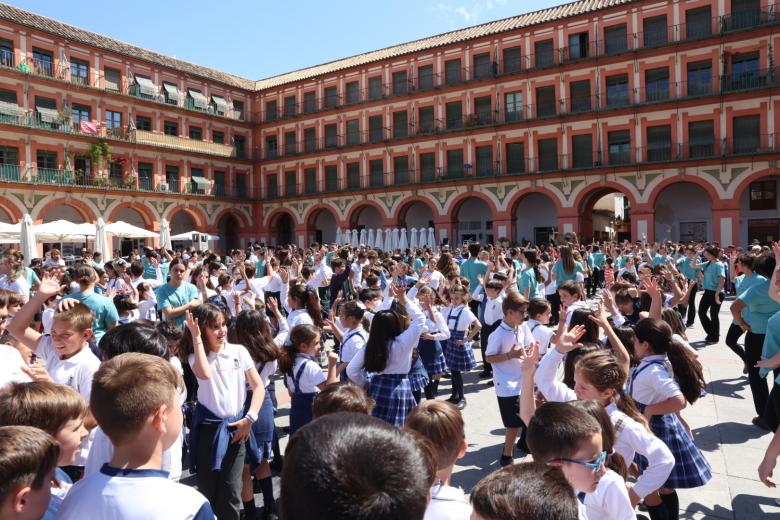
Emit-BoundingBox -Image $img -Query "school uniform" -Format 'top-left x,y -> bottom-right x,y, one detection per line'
628,355 -> 712,489
284,354 -> 325,434
583,469 -> 634,520
473,287 -> 504,376
57,464 -> 213,520
339,327 -> 367,381
423,484 -> 472,520
485,321 -> 533,429
407,349 -> 430,395
698,260 -> 726,342
440,304 -> 478,371
249,359 -> 279,461
676,256 -> 700,325
284,307 -> 314,328
418,309 -> 450,377
741,278 -> 780,418
43,468 -> 72,520
347,300 -> 425,426
526,318 -> 554,355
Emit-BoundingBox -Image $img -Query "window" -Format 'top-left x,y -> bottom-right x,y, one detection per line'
346,81 -> 359,104
285,171 -> 297,196
104,67 -> 121,92
135,115 -> 151,131
324,124 -> 338,148
265,135 -> 278,159
418,65 -> 434,90
733,115 -> 761,153
70,58 -> 89,85
303,91 -> 316,114
475,146 -> 493,176
445,101 -> 463,130
186,89 -> 207,111
394,156 -> 409,184
346,119 -> 360,146
505,143 -> 525,174
749,180 -> 777,210
393,111 -> 408,139
537,138 -> 558,171
32,48 -> 53,77
36,150 -> 57,170
265,100 -> 278,121
606,74 -> 629,107
687,60 -> 712,96
688,120 -> 715,157
473,53 -> 492,79
505,92 -> 523,122
686,7 -> 712,39
446,149 -> 464,178
162,82 -> 181,105
445,59 -> 462,85
189,126 -> 203,140
232,100 -> 244,121
213,130 -> 225,144
474,96 -> 492,125
643,16 -> 668,47
567,32 -> 589,60
419,152 -> 436,181
71,104 -> 90,128
283,96 -> 296,117
534,39 -> 554,67
369,115 -> 384,143
34,96 -> 56,128
164,121 -> 178,136
569,80 -> 591,112
285,131 -> 296,154
138,162 -> 153,190
347,163 -> 360,189
0,38 -> 13,68
608,130 -> 631,165
304,168 -> 317,194
369,159 -> 384,187
604,25 -> 628,54
108,161 -> 124,185
502,47 -> 522,74
304,127 -> 317,152
536,86 -> 556,117
645,67 -> 669,101
419,106 -> 435,133
729,0 -> 763,30
0,146 -> 19,180
213,171 -> 226,196
105,110 -> 122,136
646,125 -> 672,161
324,86 -> 338,108
267,174 -> 278,198
726,52 -> 761,91
236,174 -> 248,200
392,71 -> 408,95
368,76 -> 383,100
571,134 -> 593,168
165,166 -> 179,192
234,135 -> 245,159
325,165 -> 338,191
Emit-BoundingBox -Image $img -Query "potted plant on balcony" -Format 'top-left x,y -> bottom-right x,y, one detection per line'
56,105 -> 72,131
123,174 -> 137,189
89,141 -> 111,175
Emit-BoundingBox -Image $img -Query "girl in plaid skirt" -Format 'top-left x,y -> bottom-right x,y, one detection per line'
413,285 -> 450,400
440,284 -> 482,410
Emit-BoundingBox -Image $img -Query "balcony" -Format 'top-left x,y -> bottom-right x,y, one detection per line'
721,9 -> 774,32
720,68 -> 775,92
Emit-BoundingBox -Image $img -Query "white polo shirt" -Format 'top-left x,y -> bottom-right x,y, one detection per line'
0,344 -> 31,388
484,321 -> 534,397
284,356 -> 324,393
583,468 -> 634,520
188,342 -> 254,419
423,484 -> 472,520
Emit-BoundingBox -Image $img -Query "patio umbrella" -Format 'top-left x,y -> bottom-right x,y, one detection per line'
343,229 -> 350,246
170,231 -> 219,242
391,228 -> 400,251
159,218 -> 172,250
367,229 -> 375,248
410,228 -> 418,250
20,214 -> 36,262
399,228 -> 408,251
428,227 -> 436,249
335,228 -> 342,245
351,229 -> 359,248
374,228 -> 383,250
105,221 -> 158,239
94,218 -> 111,261
384,229 -> 392,251
359,228 -> 367,246
34,220 -> 95,241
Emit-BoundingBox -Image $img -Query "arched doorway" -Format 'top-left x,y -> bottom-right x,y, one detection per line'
170,211 -> 196,236
454,197 -> 493,246
738,174 -> 778,245
398,200 -> 435,229
270,212 -> 294,246
307,208 -> 338,245
41,203 -> 89,258
114,207 -> 151,256
654,183 -> 713,243
513,193 -> 558,245
579,189 -> 630,242
350,205 -> 383,230
217,213 -> 241,253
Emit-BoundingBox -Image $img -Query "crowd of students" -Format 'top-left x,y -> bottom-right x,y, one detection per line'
0,236 -> 779,520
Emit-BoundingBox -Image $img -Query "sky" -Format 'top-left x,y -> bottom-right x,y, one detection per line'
7,0 -> 563,80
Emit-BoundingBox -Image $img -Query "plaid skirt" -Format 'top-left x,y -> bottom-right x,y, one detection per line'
635,403 -> 712,489
368,373 -> 417,427
418,339 -> 446,376
444,336 -> 477,372
408,353 -> 430,391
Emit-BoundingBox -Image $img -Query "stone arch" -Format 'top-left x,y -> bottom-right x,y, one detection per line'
442,190 -> 500,217
216,212 -> 243,253
268,210 -> 296,247
653,181 -> 714,243
347,202 -> 386,229
573,183 -> 636,242
35,198 -> 97,223
306,205 -> 339,245
396,196 -> 437,228
164,206 -> 207,230
106,202 -> 157,228
302,202 -> 343,227
734,170 -> 779,245
646,175 -> 719,209
508,189 -> 561,245
213,207 -> 251,229
729,168 -> 776,202
447,192 -> 498,245
0,196 -> 23,223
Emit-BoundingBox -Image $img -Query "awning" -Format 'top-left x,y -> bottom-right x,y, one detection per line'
0,101 -> 20,116
191,176 -> 210,191
134,75 -> 158,96
188,89 -> 208,109
36,107 -> 58,123
211,95 -> 228,113
163,82 -> 182,102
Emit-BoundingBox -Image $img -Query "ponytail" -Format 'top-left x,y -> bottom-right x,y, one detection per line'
522,249 -> 544,284
289,283 -> 324,327
277,324 -> 319,375
363,310 -> 404,373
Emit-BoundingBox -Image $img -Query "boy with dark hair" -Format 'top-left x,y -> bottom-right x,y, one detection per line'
281,413 -> 434,520
58,353 -> 213,519
469,462 -> 579,520
312,382 -> 375,418
557,280 -> 588,327
0,425 -> 60,520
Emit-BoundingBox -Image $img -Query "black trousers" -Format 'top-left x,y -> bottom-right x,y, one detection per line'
588,267 -> 602,297
480,320 -> 501,374
764,383 -> 780,432
698,289 -> 722,341
196,423 -> 246,520
724,323 -> 746,363
745,332 -> 770,418
685,282 -> 698,326
548,292 -> 561,326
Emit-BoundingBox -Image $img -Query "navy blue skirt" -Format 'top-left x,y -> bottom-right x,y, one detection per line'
418,339 -> 446,376
368,373 -> 417,427
444,335 -> 476,372
408,353 -> 430,391
289,392 -> 316,436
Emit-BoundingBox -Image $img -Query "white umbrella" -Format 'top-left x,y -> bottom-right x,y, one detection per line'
34,220 -> 95,241
374,228 -> 383,250
359,228 -> 367,246
410,228 -> 418,250
399,228 -> 408,252
351,229 -> 359,248
0,221 -> 20,236
416,227 -> 426,248
105,221 -> 158,239
391,228 -> 400,251
159,218 -> 172,250
428,227 -> 436,249
94,218 -> 111,261
20,214 -> 36,261
335,228 -> 342,245
384,229 -> 392,251
342,229 -> 350,246
170,231 -> 219,241
367,229 -> 375,247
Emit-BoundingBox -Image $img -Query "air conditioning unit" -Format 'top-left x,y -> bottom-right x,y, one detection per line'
158,182 -> 169,192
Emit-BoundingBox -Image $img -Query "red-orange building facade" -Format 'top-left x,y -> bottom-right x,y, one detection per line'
0,0 -> 778,251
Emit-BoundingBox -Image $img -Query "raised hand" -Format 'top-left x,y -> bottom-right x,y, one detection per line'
184,310 -> 201,338
267,297 -> 279,313
37,272 -> 64,298
558,324 -> 587,353
520,341 -> 540,376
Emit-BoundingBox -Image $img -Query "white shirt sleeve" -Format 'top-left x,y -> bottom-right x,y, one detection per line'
273,317 -> 290,347
280,281 -> 292,314
533,347 -> 576,403
346,346 -> 367,388
432,311 -> 451,341
393,300 -> 425,350
620,419 -> 675,498
599,473 -> 635,520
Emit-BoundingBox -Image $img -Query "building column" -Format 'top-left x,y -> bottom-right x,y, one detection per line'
493,216 -> 513,243
631,206 -> 655,243
434,215 -> 453,247
295,223 -> 307,249
556,208 -> 579,240
712,208 -> 740,246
